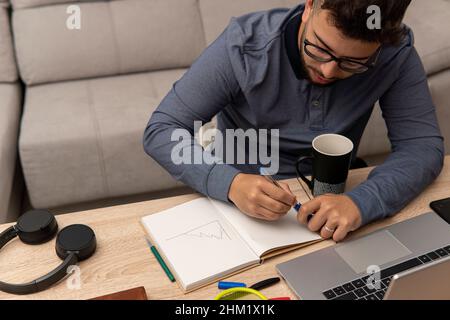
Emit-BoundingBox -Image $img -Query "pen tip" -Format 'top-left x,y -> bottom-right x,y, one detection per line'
144,237 -> 153,247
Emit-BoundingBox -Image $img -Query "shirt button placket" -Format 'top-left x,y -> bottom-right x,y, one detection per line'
310,98 -> 323,130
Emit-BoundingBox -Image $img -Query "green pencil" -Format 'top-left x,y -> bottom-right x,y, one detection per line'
145,238 -> 175,282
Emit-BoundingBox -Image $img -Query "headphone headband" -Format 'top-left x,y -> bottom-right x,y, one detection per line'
0,226 -> 17,250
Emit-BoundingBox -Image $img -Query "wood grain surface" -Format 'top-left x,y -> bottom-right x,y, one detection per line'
0,157 -> 449,300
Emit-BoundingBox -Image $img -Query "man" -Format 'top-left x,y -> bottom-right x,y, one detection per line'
144,0 -> 444,242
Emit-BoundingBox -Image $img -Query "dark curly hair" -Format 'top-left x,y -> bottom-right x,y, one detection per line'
313,0 -> 412,45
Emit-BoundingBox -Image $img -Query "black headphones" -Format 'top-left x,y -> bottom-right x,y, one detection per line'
0,209 -> 96,295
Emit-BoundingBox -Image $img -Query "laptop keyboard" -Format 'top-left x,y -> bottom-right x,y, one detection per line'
322,245 -> 450,300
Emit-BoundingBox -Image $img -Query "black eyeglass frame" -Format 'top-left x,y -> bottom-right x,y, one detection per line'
303,38 -> 382,74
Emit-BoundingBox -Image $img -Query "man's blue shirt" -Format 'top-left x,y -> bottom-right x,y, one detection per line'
144,4 -> 444,225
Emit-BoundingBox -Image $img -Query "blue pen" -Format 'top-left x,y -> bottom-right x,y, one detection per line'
260,167 -> 302,212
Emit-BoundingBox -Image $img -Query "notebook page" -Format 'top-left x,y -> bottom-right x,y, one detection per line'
141,198 -> 259,291
210,199 -> 321,257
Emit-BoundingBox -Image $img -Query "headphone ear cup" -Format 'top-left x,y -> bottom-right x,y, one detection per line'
0,218 -> 96,295
16,210 -> 58,244
56,224 -> 96,261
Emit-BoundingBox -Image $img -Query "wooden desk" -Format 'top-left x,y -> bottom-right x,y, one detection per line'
1,156 -> 449,300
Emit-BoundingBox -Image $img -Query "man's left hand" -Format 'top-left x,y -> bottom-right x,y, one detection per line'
297,194 -> 362,242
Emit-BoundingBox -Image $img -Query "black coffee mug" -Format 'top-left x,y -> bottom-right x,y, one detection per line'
296,134 -> 354,196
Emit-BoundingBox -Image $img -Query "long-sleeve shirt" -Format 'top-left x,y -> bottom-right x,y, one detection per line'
143,4 -> 444,226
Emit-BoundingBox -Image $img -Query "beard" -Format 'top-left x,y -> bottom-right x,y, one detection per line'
299,49 -> 340,87
298,26 -> 340,87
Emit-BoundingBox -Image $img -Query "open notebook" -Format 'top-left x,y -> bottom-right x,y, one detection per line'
141,197 -> 322,292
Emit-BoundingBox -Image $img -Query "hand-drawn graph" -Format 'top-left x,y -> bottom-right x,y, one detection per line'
166,220 -> 231,242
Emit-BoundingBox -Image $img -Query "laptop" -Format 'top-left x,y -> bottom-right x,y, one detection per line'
384,255 -> 450,300
276,212 -> 450,300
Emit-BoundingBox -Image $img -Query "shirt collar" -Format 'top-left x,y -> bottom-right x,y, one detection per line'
284,11 -> 309,80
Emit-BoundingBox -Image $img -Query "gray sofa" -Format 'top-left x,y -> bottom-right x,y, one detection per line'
0,0 -> 449,223
0,0 -> 22,222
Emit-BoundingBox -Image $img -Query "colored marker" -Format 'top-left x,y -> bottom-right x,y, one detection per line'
218,281 -> 247,290
250,277 -> 280,291
145,238 -> 175,282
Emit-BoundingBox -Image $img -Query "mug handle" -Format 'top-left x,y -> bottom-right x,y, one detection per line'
295,156 -> 314,191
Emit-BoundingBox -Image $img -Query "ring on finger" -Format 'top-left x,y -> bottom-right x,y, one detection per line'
323,225 -> 336,233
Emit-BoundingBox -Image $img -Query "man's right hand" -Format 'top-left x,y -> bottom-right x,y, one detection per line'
228,173 -> 297,221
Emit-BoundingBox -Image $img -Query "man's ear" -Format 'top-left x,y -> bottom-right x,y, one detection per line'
302,0 -> 315,24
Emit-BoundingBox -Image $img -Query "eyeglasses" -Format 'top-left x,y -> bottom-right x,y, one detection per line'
303,38 -> 382,74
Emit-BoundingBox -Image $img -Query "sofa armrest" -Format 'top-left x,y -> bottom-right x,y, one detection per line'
0,83 -> 22,223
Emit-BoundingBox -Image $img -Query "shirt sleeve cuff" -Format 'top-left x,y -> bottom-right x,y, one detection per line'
345,186 -> 385,226
206,164 -> 242,203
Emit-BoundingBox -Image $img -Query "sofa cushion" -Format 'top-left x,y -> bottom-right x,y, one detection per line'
0,6 -> 18,82
19,69 -> 187,208
429,69 -> 450,156
13,0 -> 205,85
357,102 -> 390,159
404,0 -> 450,75
199,0 -> 302,45
11,0 -> 73,9
0,84 -> 22,222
